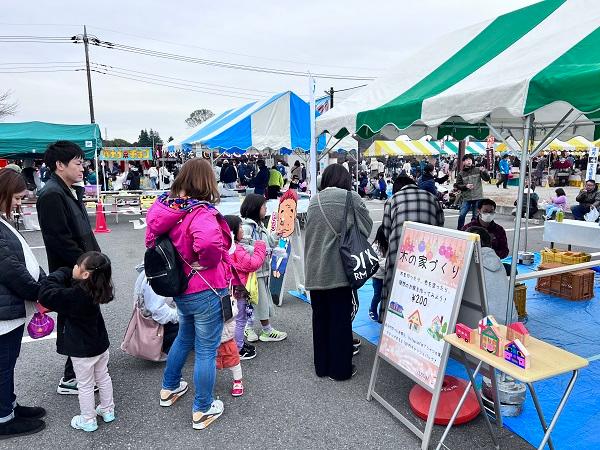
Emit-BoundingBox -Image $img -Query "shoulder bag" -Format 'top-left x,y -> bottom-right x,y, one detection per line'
317,191 -> 379,289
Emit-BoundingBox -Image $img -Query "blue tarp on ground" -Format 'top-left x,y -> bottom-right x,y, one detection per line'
295,254 -> 599,449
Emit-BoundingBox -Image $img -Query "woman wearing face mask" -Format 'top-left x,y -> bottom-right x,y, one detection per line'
461,198 -> 509,260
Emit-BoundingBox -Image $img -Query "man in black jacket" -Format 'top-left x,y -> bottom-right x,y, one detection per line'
36,141 -> 101,395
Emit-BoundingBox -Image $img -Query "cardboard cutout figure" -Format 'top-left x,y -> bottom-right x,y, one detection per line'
270,190 -> 300,306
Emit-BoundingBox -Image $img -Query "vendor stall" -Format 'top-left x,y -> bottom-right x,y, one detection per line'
316,0 -> 600,448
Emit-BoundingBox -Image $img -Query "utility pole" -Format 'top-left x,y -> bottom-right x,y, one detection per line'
83,25 -> 95,123
329,86 -> 334,109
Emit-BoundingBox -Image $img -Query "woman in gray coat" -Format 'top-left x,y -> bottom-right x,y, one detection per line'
304,164 -> 372,380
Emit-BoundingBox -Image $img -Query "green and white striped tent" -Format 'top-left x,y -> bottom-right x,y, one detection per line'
316,0 -> 600,143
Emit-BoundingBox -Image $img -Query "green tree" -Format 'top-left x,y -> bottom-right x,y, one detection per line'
185,109 -> 214,128
137,129 -> 151,147
103,138 -> 133,147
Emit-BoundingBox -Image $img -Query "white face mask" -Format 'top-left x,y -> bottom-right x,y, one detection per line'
480,213 -> 495,223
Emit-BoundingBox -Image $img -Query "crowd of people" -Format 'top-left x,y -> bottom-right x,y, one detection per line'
2,139 -> 599,439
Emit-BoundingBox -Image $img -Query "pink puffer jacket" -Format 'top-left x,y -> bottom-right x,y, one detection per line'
145,194 -> 233,295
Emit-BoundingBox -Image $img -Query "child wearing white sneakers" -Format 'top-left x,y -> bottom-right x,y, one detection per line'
39,252 -> 116,432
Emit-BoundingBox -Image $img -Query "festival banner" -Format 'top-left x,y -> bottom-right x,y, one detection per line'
100,147 -> 152,161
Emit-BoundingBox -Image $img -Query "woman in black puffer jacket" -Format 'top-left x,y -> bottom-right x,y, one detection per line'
0,169 -> 47,438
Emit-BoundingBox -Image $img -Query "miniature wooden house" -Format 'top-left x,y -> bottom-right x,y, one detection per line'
479,326 -> 502,356
478,315 -> 499,335
504,339 -> 530,369
506,322 -> 529,345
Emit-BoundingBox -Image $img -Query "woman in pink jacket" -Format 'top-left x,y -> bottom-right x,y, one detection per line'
145,159 -> 232,430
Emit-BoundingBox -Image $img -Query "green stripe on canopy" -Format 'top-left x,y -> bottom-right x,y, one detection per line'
525,27 -> 600,115
355,0 -> 565,138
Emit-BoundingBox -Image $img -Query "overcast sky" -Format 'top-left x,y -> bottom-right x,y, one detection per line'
1,0 -> 538,143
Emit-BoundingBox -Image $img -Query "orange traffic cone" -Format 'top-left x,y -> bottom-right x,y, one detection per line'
94,201 -> 111,233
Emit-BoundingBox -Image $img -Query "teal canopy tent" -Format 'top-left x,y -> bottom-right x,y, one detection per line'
0,121 -> 103,159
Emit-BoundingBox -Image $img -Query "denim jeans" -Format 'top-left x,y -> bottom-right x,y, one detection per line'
162,289 -> 225,413
545,205 -> 560,219
571,204 -> 590,221
458,199 -> 479,230
369,277 -> 383,320
0,325 -> 24,422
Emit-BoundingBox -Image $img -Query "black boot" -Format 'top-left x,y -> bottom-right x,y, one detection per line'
14,405 -> 46,420
0,417 -> 45,440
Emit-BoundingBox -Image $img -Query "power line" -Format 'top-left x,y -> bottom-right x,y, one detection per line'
86,24 -> 378,73
90,69 -> 262,100
91,62 -> 277,95
79,36 -> 375,81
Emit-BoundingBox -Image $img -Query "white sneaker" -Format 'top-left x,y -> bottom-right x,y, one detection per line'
192,400 -> 224,430
160,381 -> 188,407
70,415 -> 98,432
259,328 -> 288,342
244,327 -> 259,343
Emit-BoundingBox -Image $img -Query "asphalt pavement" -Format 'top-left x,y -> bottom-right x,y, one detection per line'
5,200 -> 556,449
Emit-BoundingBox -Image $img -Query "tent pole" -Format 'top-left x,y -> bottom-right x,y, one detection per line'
507,115 -> 533,325
524,156 -> 533,252
94,148 -> 100,202
356,149 -> 359,193
531,110 -> 581,158
308,73 -> 318,196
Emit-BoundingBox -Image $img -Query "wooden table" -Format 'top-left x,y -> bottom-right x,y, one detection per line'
437,326 -> 588,450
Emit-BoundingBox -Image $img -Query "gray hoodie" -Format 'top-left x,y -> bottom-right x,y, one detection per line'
481,247 -> 517,324
241,218 -> 278,278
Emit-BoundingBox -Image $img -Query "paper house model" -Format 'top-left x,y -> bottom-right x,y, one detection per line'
478,315 -> 499,335
407,310 -> 422,332
504,339 -> 530,369
506,322 -> 529,345
479,326 -> 502,356
455,323 -> 472,343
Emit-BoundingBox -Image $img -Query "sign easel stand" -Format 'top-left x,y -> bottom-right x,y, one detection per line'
367,222 -> 502,449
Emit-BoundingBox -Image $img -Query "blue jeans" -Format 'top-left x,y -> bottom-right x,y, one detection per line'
545,205 -> 560,219
571,204 -> 590,221
458,199 -> 479,230
162,289 -> 225,413
0,325 -> 24,422
369,277 -> 383,320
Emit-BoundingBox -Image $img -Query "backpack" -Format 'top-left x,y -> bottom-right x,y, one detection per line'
144,234 -> 189,297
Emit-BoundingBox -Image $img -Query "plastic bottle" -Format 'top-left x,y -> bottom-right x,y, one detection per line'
556,209 -> 564,222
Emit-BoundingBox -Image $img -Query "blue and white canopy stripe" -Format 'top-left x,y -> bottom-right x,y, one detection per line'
167,91 -> 325,154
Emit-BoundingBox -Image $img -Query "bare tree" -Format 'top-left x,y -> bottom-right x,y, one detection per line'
185,109 -> 214,128
0,90 -> 17,120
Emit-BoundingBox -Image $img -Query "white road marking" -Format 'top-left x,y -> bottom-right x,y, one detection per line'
21,332 -> 57,343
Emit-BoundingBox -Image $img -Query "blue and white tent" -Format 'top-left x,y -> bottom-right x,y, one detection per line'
167,91 -> 325,154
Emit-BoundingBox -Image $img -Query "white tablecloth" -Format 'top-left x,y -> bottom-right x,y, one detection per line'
543,218 -> 600,248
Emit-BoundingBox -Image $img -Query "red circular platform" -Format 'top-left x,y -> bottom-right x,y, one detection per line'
408,375 -> 480,425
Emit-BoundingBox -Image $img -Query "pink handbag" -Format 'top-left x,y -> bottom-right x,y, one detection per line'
27,303 -> 55,339
120,302 -> 166,362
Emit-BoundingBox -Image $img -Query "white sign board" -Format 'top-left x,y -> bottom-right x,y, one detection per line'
368,222 -> 492,450
586,146 -> 598,181
377,223 -> 476,390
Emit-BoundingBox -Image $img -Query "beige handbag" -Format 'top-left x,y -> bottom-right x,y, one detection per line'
120,300 -> 166,362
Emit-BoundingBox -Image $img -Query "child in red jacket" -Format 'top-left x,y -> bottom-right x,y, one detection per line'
224,215 -> 266,360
